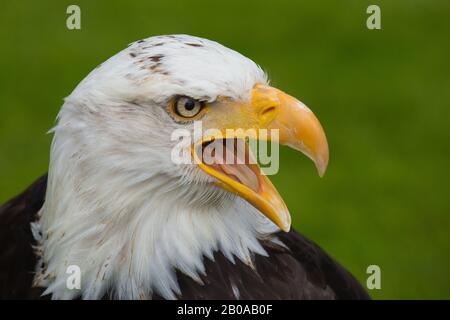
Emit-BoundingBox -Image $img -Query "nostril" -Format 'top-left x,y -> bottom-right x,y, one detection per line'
259,105 -> 278,126
260,105 -> 278,120
261,106 -> 276,116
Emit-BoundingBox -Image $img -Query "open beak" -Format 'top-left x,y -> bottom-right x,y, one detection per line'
192,84 -> 329,232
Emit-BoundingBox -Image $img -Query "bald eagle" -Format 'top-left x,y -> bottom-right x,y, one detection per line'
0,35 -> 369,300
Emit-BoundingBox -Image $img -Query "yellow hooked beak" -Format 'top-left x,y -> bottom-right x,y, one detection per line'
192,84 -> 329,232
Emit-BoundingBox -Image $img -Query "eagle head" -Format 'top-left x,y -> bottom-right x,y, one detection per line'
35,35 -> 328,299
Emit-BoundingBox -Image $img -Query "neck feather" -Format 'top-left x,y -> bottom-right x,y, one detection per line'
33,140 -> 278,300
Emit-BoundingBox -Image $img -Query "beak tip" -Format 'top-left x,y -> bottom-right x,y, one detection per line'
318,166 -> 327,177
315,155 -> 329,178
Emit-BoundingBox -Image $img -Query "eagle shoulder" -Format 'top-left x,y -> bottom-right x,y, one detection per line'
174,229 -> 370,300
277,229 -> 371,300
0,175 -> 47,299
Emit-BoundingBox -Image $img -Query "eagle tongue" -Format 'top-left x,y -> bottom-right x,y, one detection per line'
217,139 -> 259,192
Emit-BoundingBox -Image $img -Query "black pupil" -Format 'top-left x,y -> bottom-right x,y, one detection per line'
184,99 -> 195,111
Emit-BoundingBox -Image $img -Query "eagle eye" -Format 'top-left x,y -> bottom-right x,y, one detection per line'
171,96 -> 205,119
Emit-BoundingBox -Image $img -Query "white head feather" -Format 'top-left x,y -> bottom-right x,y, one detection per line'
33,35 -> 279,300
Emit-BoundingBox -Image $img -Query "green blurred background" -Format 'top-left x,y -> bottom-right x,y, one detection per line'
1,0 -> 449,299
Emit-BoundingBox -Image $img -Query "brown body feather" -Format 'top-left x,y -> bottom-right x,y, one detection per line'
0,175 -> 369,300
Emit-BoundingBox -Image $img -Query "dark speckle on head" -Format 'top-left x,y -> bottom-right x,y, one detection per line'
149,54 -> 164,62
130,52 -> 137,58
186,43 -> 203,47
137,40 -> 145,43
150,63 -> 162,71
